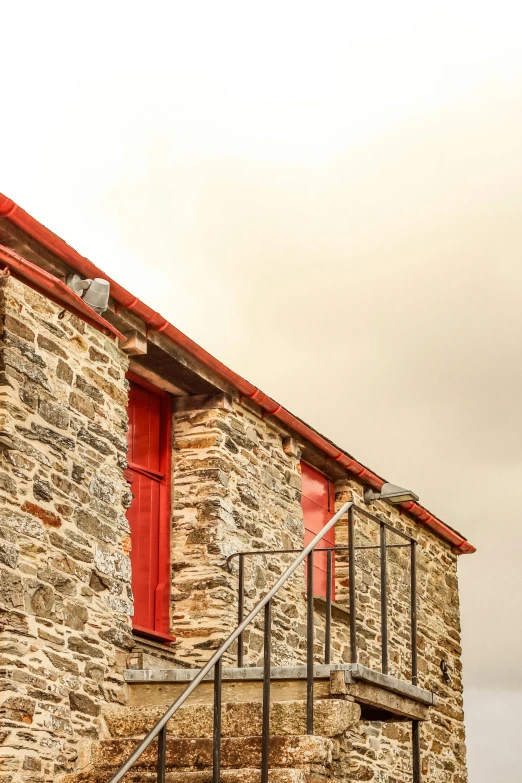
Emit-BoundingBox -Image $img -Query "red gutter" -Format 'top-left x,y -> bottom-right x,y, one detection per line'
0,193 -> 475,554
0,244 -> 125,341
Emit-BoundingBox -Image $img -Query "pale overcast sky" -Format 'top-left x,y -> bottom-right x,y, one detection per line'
3,2 -> 522,779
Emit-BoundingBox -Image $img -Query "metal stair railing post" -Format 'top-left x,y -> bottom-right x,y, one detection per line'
306,551 -> 314,734
348,505 -> 357,664
237,553 -> 245,667
106,501 -> 354,783
213,657 -> 222,783
380,521 -> 388,675
324,549 -> 333,665
411,539 -> 421,783
261,599 -> 272,783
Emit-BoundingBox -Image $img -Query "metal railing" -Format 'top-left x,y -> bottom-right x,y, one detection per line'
107,502 -> 421,783
227,504 -> 421,783
227,503 -> 418,685
108,501 -> 354,783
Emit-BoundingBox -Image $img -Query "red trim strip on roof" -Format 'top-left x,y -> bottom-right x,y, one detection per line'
0,192 -> 475,554
0,244 -> 125,340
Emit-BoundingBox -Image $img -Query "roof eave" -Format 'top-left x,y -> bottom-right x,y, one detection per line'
0,192 -> 475,555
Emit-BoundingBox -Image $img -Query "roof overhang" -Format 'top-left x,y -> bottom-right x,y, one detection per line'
0,192 -> 475,554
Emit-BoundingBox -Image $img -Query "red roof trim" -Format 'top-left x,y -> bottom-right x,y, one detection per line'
0,192 -> 475,554
0,243 -> 125,341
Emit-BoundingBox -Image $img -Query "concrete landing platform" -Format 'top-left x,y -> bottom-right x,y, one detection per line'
124,663 -> 435,721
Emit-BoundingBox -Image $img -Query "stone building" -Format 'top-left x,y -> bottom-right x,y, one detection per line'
0,193 -> 475,783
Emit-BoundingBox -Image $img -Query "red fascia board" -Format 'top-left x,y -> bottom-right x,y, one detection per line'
0,244 -> 125,341
0,192 -> 475,554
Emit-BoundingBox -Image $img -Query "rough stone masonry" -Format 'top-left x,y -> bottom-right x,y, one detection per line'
169,399 -> 467,782
0,271 -> 468,783
0,275 -> 132,781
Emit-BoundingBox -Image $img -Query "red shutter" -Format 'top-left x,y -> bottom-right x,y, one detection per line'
126,375 -> 173,643
301,462 -> 335,600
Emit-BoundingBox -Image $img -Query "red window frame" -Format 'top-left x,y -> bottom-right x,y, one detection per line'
126,371 -> 174,644
301,461 -> 336,600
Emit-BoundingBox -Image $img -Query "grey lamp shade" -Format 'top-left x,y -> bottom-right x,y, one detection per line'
82,278 -> 110,314
379,483 -> 419,504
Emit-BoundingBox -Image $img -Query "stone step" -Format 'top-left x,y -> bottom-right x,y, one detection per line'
104,699 -> 360,740
63,768 -> 309,783
91,735 -> 333,771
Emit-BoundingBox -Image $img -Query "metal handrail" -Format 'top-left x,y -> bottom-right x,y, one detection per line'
107,501 -> 355,783
226,541 -> 410,564
228,505 -> 418,681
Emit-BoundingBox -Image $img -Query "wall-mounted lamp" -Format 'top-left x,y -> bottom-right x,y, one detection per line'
66,274 -> 110,315
364,482 -> 419,506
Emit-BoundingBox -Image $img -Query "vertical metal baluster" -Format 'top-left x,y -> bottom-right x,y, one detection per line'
380,522 -> 388,675
411,540 -> 420,779
348,507 -> 357,664
238,554 -> 245,667
306,550 -> 314,734
325,549 -> 332,665
412,720 -> 421,782
410,541 -> 418,686
157,724 -> 167,783
261,599 -> 272,783
213,658 -> 222,783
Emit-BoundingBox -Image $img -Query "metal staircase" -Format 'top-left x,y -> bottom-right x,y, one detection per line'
106,502 -> 422,783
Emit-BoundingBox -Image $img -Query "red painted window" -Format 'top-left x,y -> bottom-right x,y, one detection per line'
301,462 -> 335,600
126,375 -> 173,643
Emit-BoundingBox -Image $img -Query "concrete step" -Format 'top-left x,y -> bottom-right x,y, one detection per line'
104,699 -> 360,740
63,768 -> 309,783
91,735 -> 333,771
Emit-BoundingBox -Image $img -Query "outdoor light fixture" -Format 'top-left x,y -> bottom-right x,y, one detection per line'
363,482 -> 419,506
66,274 -> 110,314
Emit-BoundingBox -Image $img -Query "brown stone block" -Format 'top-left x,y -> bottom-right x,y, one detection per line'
0,541 -> 19,569
37,333 -> 68,359
18,422 -> 75,452
104,699 -> 358,741
75,376 -> 104,403
75,509 -> 118,545
3,348 -> 51,391
0,696 -> 35,724
92,734 -> 332,770
68,636 -> 104,659
49,532 -> 93,563
69,691 -> 100,717
57,359 -> 74,385
77,428 -> 113,455
88,346 -> 110,364
83,368 -> 126,407
30,584 -> 55,618
69,391 -> 96,420
36,566 -> 76,595
0,567 -> 24,609
5,315 -> 35,344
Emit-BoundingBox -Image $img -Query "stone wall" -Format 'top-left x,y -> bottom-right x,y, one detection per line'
0,273 -> 468,783
0,276 -> 132,782
169,402 -> 467,781
170,396 -> 309,667
334,480 -> 467,783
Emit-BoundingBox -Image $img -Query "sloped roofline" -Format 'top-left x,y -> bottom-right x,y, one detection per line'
0,192 -> 475,554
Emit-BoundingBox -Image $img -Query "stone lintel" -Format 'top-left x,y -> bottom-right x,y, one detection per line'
174,393 -> 234,414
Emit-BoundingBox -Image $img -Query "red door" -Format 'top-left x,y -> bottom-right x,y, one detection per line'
126,375 -> 173,642
301,462 -> 335,599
